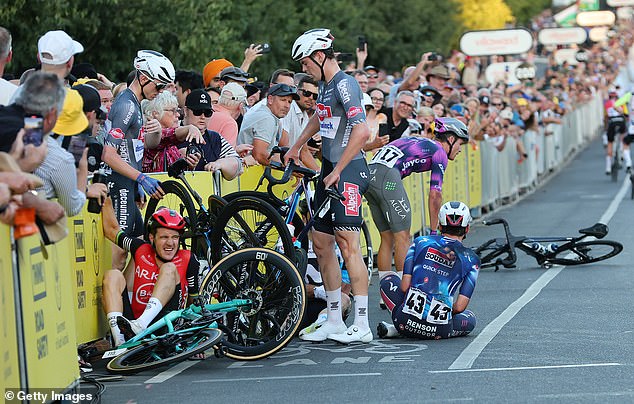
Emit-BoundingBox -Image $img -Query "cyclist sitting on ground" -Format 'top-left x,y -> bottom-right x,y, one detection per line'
365,117 -> 469,307
378,201 -> 479,340
100,197 -> 200,346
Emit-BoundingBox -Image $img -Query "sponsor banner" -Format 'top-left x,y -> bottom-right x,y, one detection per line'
538,27 -> 587,45
1,225 -> 20,392
460,28 -> 533,56
484,62 -> 522,85
576,10 -> 616,27
589,26 -> 610,42
607,0 -> 634,6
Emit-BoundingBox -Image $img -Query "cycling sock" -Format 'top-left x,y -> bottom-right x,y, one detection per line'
606,156 -> 612,172
378,270 -> 392,280
326,287 -> 344,325
353,294 -> 369,329
107,312 -> 125,347
137,297 -> 163,329
624,150 -> 632,167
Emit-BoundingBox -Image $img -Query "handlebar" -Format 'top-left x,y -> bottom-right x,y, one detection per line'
483,217 -> 517,269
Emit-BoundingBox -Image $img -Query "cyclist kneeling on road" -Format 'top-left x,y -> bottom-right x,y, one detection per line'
378,201 -> 479,340
101,197 -> 200,346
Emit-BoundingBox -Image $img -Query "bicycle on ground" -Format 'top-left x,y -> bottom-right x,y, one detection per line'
472,218 -> 623,271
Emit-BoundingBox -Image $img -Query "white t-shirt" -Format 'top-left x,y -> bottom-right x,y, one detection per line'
0,78 -> 18,106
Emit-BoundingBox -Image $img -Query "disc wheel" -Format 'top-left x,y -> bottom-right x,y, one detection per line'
199,248 -> 305,360
548,240 -> 623,265
106,329 -> 222,375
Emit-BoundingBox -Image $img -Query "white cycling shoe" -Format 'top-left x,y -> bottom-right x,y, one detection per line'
328,325 -> 373,344
299,320 -> 347,342
117,316 -> 145,341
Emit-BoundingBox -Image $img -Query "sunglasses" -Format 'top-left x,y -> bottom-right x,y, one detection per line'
300,89 -> 318,100
368,74 -> 379,79
491,102 -> 503,107
370,97 -> 384,102
191,109 -> 213,117
270,83 -> 298,96
423,91 -> 436,97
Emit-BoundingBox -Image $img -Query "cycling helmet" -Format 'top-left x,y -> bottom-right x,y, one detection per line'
134,50 -> 175,85
434,117 -> 469,141
147,207 -> 186,234
291,28 -> 334,61
438,201 -> 471,228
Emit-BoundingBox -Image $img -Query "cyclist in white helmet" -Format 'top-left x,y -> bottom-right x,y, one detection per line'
378,201 -> 479,340
285,28 -> 373,343
102,50 -> 175,269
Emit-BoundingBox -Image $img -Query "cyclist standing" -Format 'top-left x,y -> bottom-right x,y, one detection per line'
285,28 -> 372,343
101,50 -> 174,269
365,118 -> 470,305
378,201 -> 479,339
100,197 -> 200,347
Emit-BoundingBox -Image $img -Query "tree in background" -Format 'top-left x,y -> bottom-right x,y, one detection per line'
458,0 -> 515,30
506,0 -> 551,27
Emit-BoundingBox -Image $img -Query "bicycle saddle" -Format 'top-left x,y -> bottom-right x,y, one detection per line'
168,158 -> 189,178
579,223 -> 608,239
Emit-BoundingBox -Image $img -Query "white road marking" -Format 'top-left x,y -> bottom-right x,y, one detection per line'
434,362 -> 621,374
450,176 -> 629,370
192,372 -> 382,383
144,361 -> 200,384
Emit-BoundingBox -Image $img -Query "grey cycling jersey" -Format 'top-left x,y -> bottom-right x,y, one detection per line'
316,71 -> 366,163
103,88 -> 144,173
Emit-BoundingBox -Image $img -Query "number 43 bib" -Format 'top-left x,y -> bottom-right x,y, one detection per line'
402,287 -> 451,324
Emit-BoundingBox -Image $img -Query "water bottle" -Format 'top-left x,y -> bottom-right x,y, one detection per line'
87,169 -> 106,214
545,243 -> 558,254
527,242 -> 547,255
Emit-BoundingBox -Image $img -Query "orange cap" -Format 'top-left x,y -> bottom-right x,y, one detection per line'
203,58 -> 233,87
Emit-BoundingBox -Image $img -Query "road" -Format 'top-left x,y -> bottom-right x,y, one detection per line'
96,137 -> 634,403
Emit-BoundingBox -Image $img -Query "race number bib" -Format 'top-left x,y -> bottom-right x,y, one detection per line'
133,139 -> 144,163
370,145 -> 404,168
426,297 -> 451,324
402,287 -> 426,319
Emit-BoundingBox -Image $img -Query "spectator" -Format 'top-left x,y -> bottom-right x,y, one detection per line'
425,64 -> 451,92
352,70 -> 369,93
419,85 -> 442,108
387,52 -> 433,107
37,30 -> 83,83
174,70 -> 204,108
141,91 -> 203,173
385,91 -> 416,141
415,106 -> 435,138
237,83 -> 298,165
433,102 -> 446,117
181,89 -> 245,179
365,65 -> 380,89
364,92 -> 388,152
284,75 -> 318,147
218,66 -> 249,89
0,26 -> 17,105
207,82 -> 247,147
202,58 -> 233,92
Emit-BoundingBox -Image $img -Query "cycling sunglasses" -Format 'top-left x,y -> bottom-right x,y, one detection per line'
300,89 -> 318,100
191,109 -> 213,117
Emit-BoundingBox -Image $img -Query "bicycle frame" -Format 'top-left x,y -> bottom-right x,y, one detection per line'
118,299 -> 252,350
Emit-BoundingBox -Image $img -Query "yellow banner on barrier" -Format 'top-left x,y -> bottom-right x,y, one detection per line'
17,234 -> 78,390
1,225 -> 20,392
467,144 -> 483,209
452,146 -> 468,203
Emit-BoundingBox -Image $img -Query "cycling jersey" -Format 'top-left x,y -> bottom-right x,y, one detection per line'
316,70 -> 366,163
116,231 -> 199,319
380,235 -> 479,339
366,136 -> 448,232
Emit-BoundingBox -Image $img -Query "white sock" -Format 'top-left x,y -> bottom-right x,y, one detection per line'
606,156 -> 612,170
378,270 -> 392,280
137,297 -> 163,329
107,312 -> 125,347
326,287 -> 344,325
624,150 -> 632,167
353,295 -> 369,329
396,271 -> 403,279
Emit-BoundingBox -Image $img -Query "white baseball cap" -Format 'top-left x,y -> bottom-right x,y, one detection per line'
38,30 -> 84,65
363,92 -> 374,108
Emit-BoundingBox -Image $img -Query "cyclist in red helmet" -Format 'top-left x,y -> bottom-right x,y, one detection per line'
100,197 -> 200,346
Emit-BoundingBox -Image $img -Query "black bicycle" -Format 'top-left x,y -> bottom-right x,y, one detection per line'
473,218 -> 623,271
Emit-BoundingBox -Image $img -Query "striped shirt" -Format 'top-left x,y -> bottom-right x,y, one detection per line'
34,136 -> 86,217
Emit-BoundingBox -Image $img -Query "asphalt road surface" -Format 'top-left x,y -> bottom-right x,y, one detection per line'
96,137 -> 634,404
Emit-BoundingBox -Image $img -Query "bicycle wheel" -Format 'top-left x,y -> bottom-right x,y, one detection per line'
548,240 -> 623,266
209,196 -> 294,264
473,239 -> 510,269
106,328 -> 222,375
199,248 -> 305,360
630,173 -> 634,200
360,221 -> 374,281
611,158 -> 619,182
144,180 -> 198,250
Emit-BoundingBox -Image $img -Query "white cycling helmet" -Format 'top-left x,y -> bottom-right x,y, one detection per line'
291,28 -> 334,61
438,201 -> 471,228
134,50 -> 175,84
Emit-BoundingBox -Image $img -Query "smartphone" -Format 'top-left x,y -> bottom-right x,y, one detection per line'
378,123 -> 389,137
428,52 -> 438,61
258,43 -> 271,54
23,116 -> 44,146
67,134 -> 88,167
358,35 -> 367,50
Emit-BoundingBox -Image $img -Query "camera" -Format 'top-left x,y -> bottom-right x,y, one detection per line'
186,143 -> 203,158
428,52 -> 438,61
23,116 -> 44,146
258,43 -> 271,54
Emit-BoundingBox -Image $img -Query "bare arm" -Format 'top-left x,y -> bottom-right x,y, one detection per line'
453,294 -> 470,314
251,139 -> 272,166
102,144 -> 141,181
284,114 -> 321,164
400,274 -> 412,293
428,189 -> 442,233
101,197 -> 120,243
398,52 -> 431,92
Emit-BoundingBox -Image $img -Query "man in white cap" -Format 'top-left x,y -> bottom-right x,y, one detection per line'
37,30 -> 84,82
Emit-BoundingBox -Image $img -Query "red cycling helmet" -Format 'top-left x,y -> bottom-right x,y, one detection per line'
147,207 -> 186,234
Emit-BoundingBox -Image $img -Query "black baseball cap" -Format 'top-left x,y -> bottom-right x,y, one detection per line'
72,84 -> 107,120
268,83 -> 299,100
219,66 -> 249,82
185,89 -> 213,110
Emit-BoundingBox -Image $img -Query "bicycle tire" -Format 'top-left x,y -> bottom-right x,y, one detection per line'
144,180 -> 198,250
360,220 -> 374,281
199,248 -> 305,360
209,195 -> 294,264
630,173 -> 634,200
611,159 -> 618,182
106,328 -> 222,375
548,240 -> 623,266
474,240 -> 510,268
